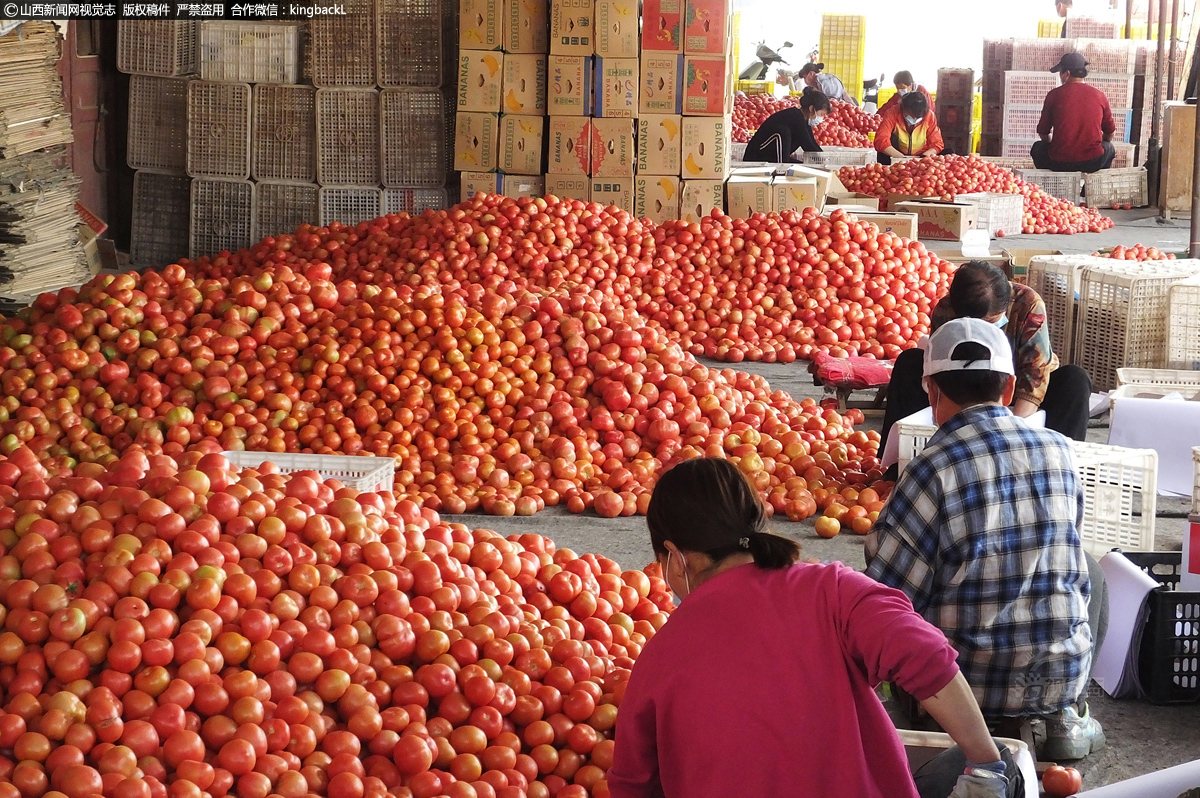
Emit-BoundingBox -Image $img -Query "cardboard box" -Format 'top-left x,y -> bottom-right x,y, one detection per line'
642,0 -> 682,52
454,112 -> 501,171
462,171 -> 504,199
856,211 -> 919,241
771,176 -> 819,213
548,55 -> 592,115
681,115 -> 730,179
731,163 -> 787,177
548,116 -> 592,174
683,0 -> 730,54
502,54 -> 547,114
502,174 -> 546,198
550,0 -> 594,55
826,192 -> 881,211
594,0 -> 638,57
590,176 -> 634,208
784,164 -> 837,205
639,54 -> 683,115
505,0 -> 549,53
829,204 -> 885,215
679,179 -> 724,222
637,114 -> 682,175
893,201 -> 980,241
461,0 -> 504,49
681,54 -> 731,115
458,51 -> 506,112
78,225 -> 103,275
545,173 -> 590,200
499,115 -> 545,175
590,117 -> 634,177
76,202 -> 107,236
634,175 -> 680,224
594,57 -> 638,118
725,175 -> 773,217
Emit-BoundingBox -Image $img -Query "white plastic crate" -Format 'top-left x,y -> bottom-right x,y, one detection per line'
319,186 -> 383,227
1011,39 -> 1075,71
316,88 -> 380,186
190,178 -> 254,258
957,192 -> 1024,237
1112,141 -> 1136,169
383,188 -> 448,215
1017,168 -> 1082,204
222,451 -> 395,492
1071,441 -> 1158,556
1073,260 -> 1200,391
1004,71 -> 1059,105
1115,368 -> 1200,389
1111,108 -> 1135,142
1001,105 -> 1043,140
1027,255 -> 1109,365
117,20 -> 197,76
1087,73 -> 1137,108
802,147 -> 877,167
377,0 -> 442,88
131,171 -> 191,267
1083,167 -> 1148,209
1076,39 -> 1139,74
981,155 -> 1034,171
186,81 -> 252,180
380,89 -> 447,188
198,21 -> 302,84
1001,138 -> 1039,160
127,75 -> 190,173
1065,18 -> 1119,39
252,84 -> 317,183
254,182 -> 318,240
311,0 -> 377,87
1167,275 -> 1200,370
897,422 -> 937,473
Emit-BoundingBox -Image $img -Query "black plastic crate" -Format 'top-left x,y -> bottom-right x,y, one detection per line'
1125,551 -> 1200,705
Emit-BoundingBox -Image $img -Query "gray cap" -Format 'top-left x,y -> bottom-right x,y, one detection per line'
1050,52 -> 1088,73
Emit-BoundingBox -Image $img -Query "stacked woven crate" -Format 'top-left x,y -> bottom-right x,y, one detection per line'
818,15 -> 865,104
0,22 -> 90,299
934,68 -> 974,156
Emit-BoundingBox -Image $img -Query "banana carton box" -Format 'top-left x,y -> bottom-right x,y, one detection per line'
680,179 -> 725,222
639,54 -> 683,115
454,113 -> 501,171
551,0 -> 595,55
502,174 -> 546,199
594,0 -> 638,57
590,117 -> 634,177
590,177 -> 634,208
642,0 -> 683,52
637,114 -> 682,175
548,116 -> 593,174
502,54 -> 547,115
549,55 -> 593,115
460,0 -> 503,49
499,115 -> 545,175
461,172 -> 504,201
504,0 -> 549,52
594,57 -> 638,118
545,173 -> 590,200
634,175 -> 681,224
682,54 -> 732,115
458,51 -> 506,112
725,175 -> 773,217
680,115 -> 730,179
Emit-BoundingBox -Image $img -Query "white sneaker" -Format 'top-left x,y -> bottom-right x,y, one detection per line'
1039,703 -> 1106,761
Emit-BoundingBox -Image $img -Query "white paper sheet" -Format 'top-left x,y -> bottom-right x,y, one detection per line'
880,409 -> 1046,469
1092,552 -> 1160,699
1109,394 -> 1200,496
1077,757 -> 1200,797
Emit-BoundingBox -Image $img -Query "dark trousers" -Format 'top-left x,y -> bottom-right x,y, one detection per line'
879,349 -> 1093,454
914,742 -> 1024,798
1030,139 -> 1116,174
877,147 -> 955,167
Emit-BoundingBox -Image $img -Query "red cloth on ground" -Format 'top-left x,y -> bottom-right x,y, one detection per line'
1036,81 -> 1117,164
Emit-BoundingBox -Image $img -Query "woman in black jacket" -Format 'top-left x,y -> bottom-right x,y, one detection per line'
743,88 -> 831,163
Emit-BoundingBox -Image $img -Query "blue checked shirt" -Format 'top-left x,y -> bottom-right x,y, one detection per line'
864,405 -> 1093,717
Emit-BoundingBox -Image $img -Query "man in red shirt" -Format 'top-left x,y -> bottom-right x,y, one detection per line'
1032,52 -> 1116,173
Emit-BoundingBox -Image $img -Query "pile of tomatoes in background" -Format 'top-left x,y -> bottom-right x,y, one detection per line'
0,198 -> 937,523
0,445 -> 677,798
1094,244 -> 1176,260
731,95 -> 872,147
836,156 -> 1115,235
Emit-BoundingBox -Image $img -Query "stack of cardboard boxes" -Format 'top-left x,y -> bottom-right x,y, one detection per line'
456,0 -> 551,199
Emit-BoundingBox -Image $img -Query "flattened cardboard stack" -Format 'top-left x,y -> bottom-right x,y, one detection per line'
0,23 -> 89,303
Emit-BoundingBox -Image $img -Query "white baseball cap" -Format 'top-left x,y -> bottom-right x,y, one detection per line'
922,317 -> 1015,377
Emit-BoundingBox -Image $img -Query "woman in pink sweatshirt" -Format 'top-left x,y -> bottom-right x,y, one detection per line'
606,458 -> 1014,798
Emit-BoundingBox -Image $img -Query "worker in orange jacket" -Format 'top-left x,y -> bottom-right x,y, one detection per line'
874,91 -> 948,165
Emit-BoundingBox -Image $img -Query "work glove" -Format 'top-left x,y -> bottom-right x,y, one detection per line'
948,772 -> 1008,798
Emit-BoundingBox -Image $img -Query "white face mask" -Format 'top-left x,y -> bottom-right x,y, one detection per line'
994,314 -> 1008,329
897,88 -> 911,96
668,549 -> 692,599
808,115 -> 823,128
905,114 -> 923,126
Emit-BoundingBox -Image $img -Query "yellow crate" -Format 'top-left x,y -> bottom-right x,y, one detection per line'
736,80 -> 774,95
1038,19 -> 1061,38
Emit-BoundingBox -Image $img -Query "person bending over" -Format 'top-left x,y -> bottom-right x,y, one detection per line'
607,457 -> 1022,798
875,91 -> 948,165
799,62 -> 858,105
743,88 -> 830,163
866,319 -> 1105,763
1031,52 -> 1116,173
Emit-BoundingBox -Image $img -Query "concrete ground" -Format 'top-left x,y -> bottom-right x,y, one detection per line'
443,209 -> 1200,791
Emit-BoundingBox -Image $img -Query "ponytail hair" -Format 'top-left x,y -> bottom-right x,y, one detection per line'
799,62 -> 824,78
647,458 -> 801,571
799,87 -> 831,113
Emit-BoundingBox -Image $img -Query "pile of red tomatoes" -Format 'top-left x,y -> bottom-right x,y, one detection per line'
732,95 -> 873,148
837,156 -> 1115,235
0,444 -> 673,798
1095,244 -> 1176,260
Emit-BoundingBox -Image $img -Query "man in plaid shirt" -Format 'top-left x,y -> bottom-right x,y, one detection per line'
866,318 -> 1103,762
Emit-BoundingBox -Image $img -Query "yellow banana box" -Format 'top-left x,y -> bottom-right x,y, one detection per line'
550,0 -> 595,56
725,175 -> 773,217
590,177 -> 634,209
594,57 -> 638,118
637,114 -> 682,175
502,174 -> 546,199
548,116 -> 593,175
590,117 -> 634,177
642,0 -> 683,52
784,164 -> 835,209
545,173 -> 590,201
680,179 -> 726,222
680,115 -> 730,179
505,0 -> 549,53
771,176 -> 819,213
682,54 -> 731,115
594,0 -> 638,57
548,55 -> 593,115
634,175 -> 680,224
454,112 -> 501,172
458,51 -> 506,112
502,54 -> 548,115
499,115 -> 546,175
460,0 -> 503,50
461,172 -> 503,201
639,54 -> 683,115
683,0 -> 730,54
